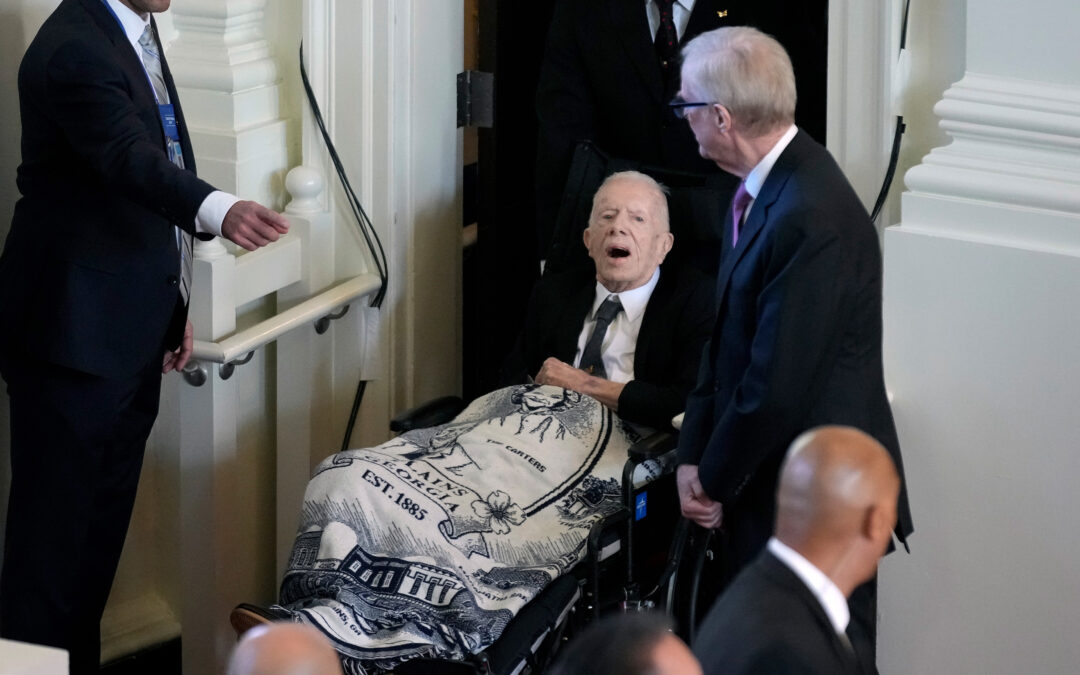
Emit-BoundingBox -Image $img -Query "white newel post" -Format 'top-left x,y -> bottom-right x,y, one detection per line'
879,1 -> 1080,672
179,240 -> 239,675
167,0 -> 290,209
276,167 -> 335,578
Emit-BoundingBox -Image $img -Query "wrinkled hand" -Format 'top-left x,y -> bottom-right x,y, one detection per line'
534,357 -> 591,391
163,320 -> 194,374
221,200 -> 290,251
677,464 -> 724,529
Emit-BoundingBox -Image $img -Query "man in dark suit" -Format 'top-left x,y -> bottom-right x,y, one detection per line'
0,0 -> 288,670
671,26 -> 913,661
694,426 -> 900,674
503,171 -> 713,429
534,0 -> 827,255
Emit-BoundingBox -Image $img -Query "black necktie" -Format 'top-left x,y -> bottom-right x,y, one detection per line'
578,295 -> 622,379
654,0 -> 678,72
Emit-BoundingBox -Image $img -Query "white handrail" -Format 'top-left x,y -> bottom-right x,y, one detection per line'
191,273 -> 382,363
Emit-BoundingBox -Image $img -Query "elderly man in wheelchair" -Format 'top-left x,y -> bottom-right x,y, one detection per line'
233,169 -> 715,674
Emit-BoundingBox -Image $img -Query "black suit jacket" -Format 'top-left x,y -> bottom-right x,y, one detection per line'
695,550 -> 862,674
676,131 -> 914,561
0,0 -> 215,378
502,266 -> 714,429
534,0 -> 827,252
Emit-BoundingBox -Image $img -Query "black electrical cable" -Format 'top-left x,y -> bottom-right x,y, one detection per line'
299,42 -> 389,307
869,0 -> 912,223
297,42 -> 389,452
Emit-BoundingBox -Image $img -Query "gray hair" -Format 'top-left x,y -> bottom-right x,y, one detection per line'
680,26 -> 796,137
589,170 -> 671,232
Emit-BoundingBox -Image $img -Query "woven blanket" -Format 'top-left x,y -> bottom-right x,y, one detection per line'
275,384 -> 650,673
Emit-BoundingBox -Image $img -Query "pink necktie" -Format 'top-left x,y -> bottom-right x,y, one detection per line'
731,181 -> 752,246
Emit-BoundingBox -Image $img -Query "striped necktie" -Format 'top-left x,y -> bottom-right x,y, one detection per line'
139,25 -> 193,305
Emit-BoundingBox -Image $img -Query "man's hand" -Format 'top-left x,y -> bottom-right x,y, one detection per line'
535,357 -> 626,411
163,320 -> 194,374
535,357 -> 590,391
221,200 -> 290,251
677,464 -> 724,529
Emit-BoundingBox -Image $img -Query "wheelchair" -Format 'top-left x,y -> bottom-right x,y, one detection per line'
231,142 -> 735,674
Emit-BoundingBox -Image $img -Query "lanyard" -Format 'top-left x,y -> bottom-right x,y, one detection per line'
99,0 -> 183,162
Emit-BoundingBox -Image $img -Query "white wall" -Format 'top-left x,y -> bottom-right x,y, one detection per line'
880,0 -> 1080,671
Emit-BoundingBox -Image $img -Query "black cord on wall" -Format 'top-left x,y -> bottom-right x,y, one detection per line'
869,0 -> 912,224
298,42 -> 389,452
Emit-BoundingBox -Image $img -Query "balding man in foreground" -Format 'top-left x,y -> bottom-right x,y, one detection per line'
227,623 -> 344,675
693,426 -> 900,674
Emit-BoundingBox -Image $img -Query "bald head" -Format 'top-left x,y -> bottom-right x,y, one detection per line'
227,623 -> 344,675
775,427 -> 900,593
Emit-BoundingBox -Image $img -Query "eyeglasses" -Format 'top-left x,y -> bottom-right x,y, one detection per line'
668,97 -> 714,120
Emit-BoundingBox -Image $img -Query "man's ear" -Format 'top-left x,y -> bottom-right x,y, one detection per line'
715,104 -> 732,132
863,503 -> 891,544
583,225 -> 593,250
658,231 -> 674,261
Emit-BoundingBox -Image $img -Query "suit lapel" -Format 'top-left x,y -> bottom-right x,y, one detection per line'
634,268 -> 672,375
556,282 -> 597,363
683,0 -> 738,42
713,130 -> 809,310
608,0 -> 665,103
758,551 -> 861,673
151,16 -> 198,172
81,0 -> 158,108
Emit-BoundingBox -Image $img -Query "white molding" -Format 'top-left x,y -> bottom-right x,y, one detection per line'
827,0 -> 898,212
903,73 -> 1080,247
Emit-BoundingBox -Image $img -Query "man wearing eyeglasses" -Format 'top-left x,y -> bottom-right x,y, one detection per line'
670,26 -> 913,669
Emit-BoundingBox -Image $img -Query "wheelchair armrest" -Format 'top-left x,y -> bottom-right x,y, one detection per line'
389,396 -> 466,433
627,430 -> 678,463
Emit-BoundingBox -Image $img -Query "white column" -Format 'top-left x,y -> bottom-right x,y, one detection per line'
275,167 -> 335,578
178,243 -> 240,675
167,0 -> 290,208
880,1 -> 1080,672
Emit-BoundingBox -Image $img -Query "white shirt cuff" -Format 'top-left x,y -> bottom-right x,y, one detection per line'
195,190 -> 240,238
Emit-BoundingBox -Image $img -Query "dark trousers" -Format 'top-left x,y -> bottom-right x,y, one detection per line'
0,352 -> 162,674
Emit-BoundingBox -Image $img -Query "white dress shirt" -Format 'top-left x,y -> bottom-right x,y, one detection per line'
646,0 -> 697,41
741,124 -> 798,226
573,268 -> 661,384
104,0 -> 237,238
767,537 -> 850,636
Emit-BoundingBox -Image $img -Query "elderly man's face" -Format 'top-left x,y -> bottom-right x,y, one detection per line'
583,178 -> 673,293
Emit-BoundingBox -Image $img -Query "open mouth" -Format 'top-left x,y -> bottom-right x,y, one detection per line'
607,246 -> 631,259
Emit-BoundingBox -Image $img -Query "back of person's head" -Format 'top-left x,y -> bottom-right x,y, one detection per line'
226,622 -> 344,675
680,26 -> 796,137
775,426 -> 900,590
549,612 -> 702,675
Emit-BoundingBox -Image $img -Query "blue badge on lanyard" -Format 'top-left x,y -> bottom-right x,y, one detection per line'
159,104 -> 179,140
159,104 -> 184,167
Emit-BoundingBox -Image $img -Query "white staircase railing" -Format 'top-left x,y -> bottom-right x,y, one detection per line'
176,165 -> 381,673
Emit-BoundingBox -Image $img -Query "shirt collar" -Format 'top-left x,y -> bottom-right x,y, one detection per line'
767,537 -> 850,635
104,0 -> 151,49
593,267 -> 660,324
645,0 -> 697,12
744,124 -> 798,199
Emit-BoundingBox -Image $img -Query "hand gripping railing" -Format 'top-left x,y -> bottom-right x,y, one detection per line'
180,165 -> 382,386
